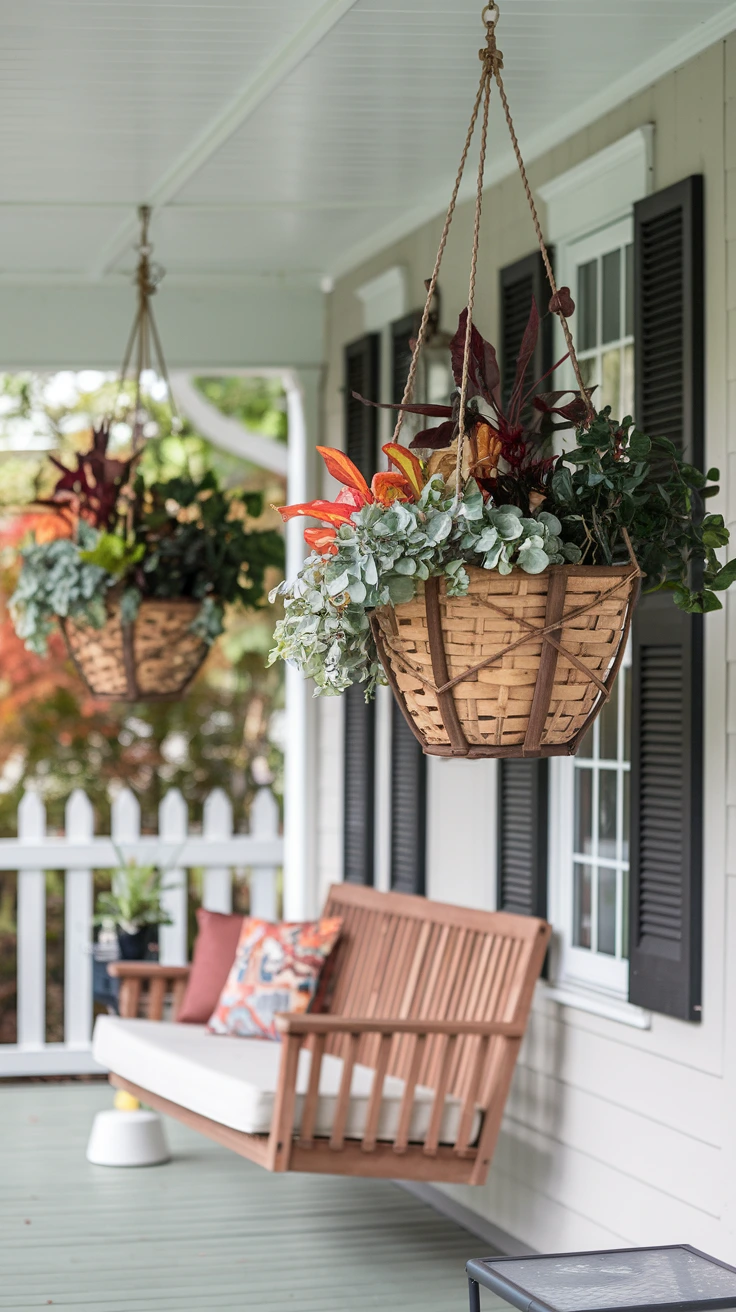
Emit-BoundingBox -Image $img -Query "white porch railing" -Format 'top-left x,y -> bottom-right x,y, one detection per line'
0,784 -> 282,1078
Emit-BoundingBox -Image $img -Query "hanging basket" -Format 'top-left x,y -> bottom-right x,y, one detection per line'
60,596 -> 209,702
370,560 -> 640,759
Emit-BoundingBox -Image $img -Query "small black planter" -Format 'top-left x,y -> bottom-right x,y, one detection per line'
116,926 -> 152,960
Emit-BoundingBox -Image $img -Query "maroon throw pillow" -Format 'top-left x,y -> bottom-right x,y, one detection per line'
176,909 -> 245,1024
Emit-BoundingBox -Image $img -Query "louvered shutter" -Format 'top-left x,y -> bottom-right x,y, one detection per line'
629,177 -> 704,1019
342,334 -> 380,886
500,250 -> 553,414
391,311 -> 421,402
388,312 -> 427,894
390,698 -> 427,895
496,254 -> 553,917
497,761 -> 548,917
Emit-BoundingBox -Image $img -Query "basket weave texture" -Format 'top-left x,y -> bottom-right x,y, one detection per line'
61,597 -> 209,701
370,564 -> 640,759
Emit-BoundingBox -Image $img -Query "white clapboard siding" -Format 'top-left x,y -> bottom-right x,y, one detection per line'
1,784 -> 283,1078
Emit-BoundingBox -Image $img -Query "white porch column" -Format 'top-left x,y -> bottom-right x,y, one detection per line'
281,367 -> 321,919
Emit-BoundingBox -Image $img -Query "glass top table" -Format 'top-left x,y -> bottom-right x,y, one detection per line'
466,1246 -> 736,1312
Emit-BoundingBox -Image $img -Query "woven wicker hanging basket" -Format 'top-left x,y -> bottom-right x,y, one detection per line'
57,207 -> 212,703
370,561 -> 640,759
372,2 -> 642,758
61,595 -> 209,702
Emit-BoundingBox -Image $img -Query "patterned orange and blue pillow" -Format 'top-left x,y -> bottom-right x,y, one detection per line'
207,916 -> 342,1041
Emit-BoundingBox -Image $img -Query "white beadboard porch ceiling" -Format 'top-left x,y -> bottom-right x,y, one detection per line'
0,0 -> 735,288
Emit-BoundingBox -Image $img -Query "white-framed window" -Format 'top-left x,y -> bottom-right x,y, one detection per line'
567,217 -> 635,420
550,641 -> 632,997
539,128 -> 651,1000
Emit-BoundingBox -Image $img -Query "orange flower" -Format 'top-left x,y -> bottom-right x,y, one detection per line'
370,471 -> 414,506
276,446 -> 375,532
315,447 -> 372,505
382,444 -> 425,499
304,526 -> 338,556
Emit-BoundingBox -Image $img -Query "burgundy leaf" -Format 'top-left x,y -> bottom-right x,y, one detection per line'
351,391 -> 452,418
533,388 -> 597,425
507,300 -> 540,423
549,287 -> 575,317
408,420 -> 456,450
449,310 -> 500,403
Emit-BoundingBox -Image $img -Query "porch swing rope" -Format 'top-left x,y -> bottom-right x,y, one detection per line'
390,0 -> 595,494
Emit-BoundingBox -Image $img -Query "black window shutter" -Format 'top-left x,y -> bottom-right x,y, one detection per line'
388,312 -> 428,895
497,761 -> 548,917
342,334 -> 380,886
499,250 -> 552,414
391,311 -> 422,403
496,253 -> 552,919
390,698 -> 427,895
629,176 -> 704,1019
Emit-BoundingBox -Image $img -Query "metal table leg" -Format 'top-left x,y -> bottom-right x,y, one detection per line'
468,1277 -> 481,1311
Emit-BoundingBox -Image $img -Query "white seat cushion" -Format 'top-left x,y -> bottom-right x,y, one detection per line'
93,1016 -> 481,1146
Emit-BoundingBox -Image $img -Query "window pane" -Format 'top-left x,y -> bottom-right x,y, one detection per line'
602,249 -> 621,343
578,260 -> 598,350
623,666 -> 632,761
625,244 -> 634,336
601,348 -> 621,413
599,769 -> 617,859
578,721 -> 595,758
597,866 -> 617,956
574,768 -> 593,855
621,343 -> 634,419
622,866 -> 630,959
599,679 -> 619,761
622,772 -> 630,863
573,864 -> 592,948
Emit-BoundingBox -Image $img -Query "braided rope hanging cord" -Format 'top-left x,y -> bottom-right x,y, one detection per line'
391,0 -> 595,486
115,205 -> 181,452
375,1 -> 642,760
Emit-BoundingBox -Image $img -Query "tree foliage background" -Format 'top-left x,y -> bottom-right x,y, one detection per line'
0,371 -> 287,1042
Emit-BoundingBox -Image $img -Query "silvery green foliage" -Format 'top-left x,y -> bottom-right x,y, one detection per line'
268,477 -> 582,697
10,524 -> 226,656
10,522 -> 112,656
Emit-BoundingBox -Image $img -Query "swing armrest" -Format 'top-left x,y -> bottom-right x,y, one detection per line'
107,962 -> 191,1019
274,1014 -> 524,1039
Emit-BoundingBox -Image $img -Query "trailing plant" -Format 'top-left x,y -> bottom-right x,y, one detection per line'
10,423 -> 285,656
269,304 -> 736,697
269,442 -> 580,696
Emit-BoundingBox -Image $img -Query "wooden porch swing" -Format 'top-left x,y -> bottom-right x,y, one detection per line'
103,883 -> 549,1185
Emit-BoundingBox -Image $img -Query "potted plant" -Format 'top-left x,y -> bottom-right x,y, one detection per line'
93,849 -> 174,961
268,305 -> 736,758
9,422 -> 284,700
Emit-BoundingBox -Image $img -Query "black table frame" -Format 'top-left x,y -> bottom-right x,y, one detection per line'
467,1245 -> 736,1312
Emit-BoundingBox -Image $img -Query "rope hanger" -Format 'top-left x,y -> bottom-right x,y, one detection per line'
390,1 -> 595,497
115,205 -> 180,449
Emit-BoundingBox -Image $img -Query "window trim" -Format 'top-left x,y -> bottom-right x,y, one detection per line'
539,132 -> 653,1009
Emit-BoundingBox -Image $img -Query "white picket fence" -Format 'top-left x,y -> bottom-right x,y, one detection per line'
0,784 -> 283,1077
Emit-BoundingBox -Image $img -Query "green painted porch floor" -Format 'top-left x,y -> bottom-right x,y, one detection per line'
0,1082 -> 494,1311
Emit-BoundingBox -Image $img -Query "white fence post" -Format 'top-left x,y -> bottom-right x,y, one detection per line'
158,789 -> 188,965
250,787 -> 279,921
64,789 -> 94,1049
17,790 -> 46,1048
202,789 -> 233,913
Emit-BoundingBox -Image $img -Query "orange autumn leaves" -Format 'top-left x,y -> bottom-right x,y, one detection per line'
277,444 -> 425,556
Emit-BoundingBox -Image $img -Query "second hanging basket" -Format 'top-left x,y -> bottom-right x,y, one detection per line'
370,558 -> 640,759
61,596 -> 208,702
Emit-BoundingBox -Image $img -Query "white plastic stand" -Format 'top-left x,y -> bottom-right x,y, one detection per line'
86,1109 -> 170,1167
